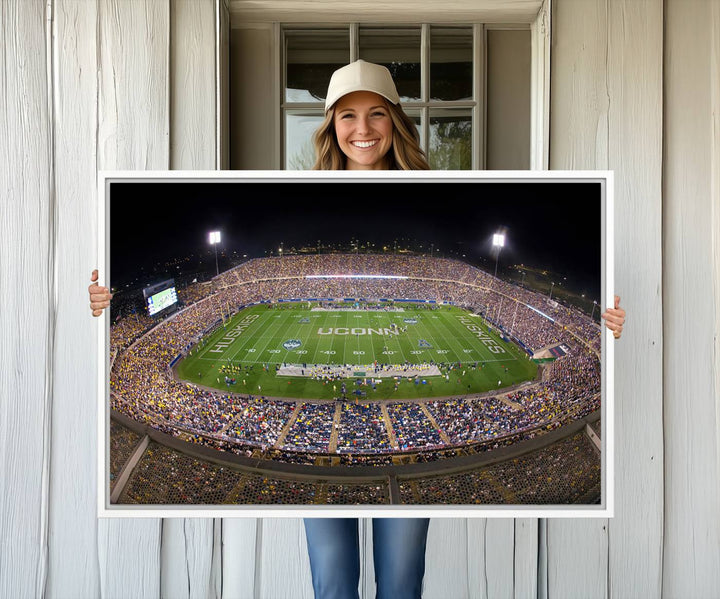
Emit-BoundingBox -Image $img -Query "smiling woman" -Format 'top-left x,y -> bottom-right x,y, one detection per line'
311,59 -> 430,172
301,59 -> 435,599
333,91 -> 394,170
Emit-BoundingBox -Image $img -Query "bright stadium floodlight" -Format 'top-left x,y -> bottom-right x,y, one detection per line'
209,231 -> 221,276
492,232 -> 505,278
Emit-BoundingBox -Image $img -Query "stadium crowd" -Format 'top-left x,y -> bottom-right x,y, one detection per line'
110,421 -> 599,505
399,432 -> 600,505
109,254 -> 602,464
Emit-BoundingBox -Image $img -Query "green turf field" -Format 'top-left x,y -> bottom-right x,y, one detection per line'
175,303 -> 537,400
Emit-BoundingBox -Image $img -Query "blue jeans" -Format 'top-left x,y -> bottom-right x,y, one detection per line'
303,517 -> 430,599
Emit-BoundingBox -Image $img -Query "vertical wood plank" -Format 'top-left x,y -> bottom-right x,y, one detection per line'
221,519 -> 258,599
713,10 -> 720,558
256,518 -> 314,599
466,519 -> 486,598
513,519 -> 539,599
47,0 -> 102,596
663,1 -> 720,595
169,0 -> 216,171
547,524 -> 607,599
537,519 -> 547,599
547,1 -> 609,595
549,1 -> 665,597
0,1 -> 52,597
462,519 -> 518,599
96,0 -> 169,171
548,2 -> 611,595
96,1 -> 169,595
487,519 -> 516,598
606,1 -> 664,597
550,0 -> 609,172
210,520 -> 223,598
161,519 -> 217,599
98,520 -> 162,599
162,1 -> 219,597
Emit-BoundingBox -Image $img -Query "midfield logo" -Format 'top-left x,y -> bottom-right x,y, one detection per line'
282,339 -> 302,350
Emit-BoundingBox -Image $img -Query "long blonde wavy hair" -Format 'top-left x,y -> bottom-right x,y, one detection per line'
312,99 -> 430,171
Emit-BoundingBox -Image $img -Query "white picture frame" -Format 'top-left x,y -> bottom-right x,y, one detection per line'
97,169 -> 614,519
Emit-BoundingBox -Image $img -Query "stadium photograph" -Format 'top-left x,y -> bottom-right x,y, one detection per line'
103,173 -> 608,512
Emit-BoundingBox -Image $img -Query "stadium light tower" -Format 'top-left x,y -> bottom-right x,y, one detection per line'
209,231 -> 221,276
492,232 -> 505,278
549,281 -> 555,300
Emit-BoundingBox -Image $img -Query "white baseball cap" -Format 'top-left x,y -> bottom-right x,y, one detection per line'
324,59 -> 400,112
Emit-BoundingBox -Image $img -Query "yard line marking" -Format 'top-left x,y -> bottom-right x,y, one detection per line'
434,311 -> 481,364
448,312 -> 519,363
225,307 -> 282,362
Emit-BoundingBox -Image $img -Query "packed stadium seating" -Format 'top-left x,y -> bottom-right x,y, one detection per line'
108,254 -> 603,504
111,420 -> 599,505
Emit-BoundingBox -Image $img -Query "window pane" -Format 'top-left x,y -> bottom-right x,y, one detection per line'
285,30 -> 350,103
359,28 -> 421,102
285,112 -> 324,170
429,109 -> 472,170
430,27 -> 473,101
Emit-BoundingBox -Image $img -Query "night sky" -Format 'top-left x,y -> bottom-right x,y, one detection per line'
110,179 -> 602,298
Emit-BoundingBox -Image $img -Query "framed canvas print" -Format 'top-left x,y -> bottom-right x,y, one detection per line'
97,170 -> 614,518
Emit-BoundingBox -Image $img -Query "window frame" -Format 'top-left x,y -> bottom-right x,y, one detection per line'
225,1 -> 550,170
277,13 -> 550,171
281,23 -> 487,170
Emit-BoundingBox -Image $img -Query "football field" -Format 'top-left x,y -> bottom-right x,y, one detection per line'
175,304 -> 538,400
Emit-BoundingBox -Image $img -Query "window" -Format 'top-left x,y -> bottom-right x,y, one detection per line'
228,23 -> 531,170
283,25 -> 483,170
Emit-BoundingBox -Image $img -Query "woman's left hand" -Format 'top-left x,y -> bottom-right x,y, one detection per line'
601,295 -> 625,339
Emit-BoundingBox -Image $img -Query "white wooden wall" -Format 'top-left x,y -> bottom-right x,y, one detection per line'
549,1 -> 664,596
1,0 -> 718,597
663,1 -> 720,595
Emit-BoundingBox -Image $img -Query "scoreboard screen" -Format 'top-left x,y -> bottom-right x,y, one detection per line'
143,279 -> 178,316
146,287 -> 178,316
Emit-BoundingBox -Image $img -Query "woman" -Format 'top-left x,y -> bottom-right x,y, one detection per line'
88,60 -> 626,599
302,60 -> 433,599
311,60 -> 429,172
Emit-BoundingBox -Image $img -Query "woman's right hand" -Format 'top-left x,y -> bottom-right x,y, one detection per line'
89,269 -> 112,317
